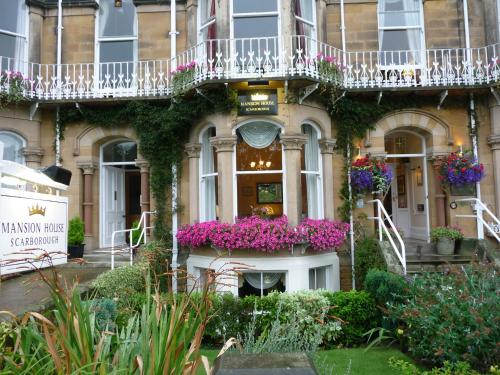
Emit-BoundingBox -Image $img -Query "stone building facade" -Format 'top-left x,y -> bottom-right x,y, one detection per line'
1,0 -> 500,293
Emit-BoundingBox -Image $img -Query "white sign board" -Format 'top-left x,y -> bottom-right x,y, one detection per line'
0,190 -> 68,276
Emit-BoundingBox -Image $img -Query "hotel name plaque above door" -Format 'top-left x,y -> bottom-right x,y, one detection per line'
238,90 -> 278,115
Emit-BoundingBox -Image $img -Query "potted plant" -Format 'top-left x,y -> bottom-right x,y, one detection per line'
430,226 -> 464,255
67,216 -> 85,258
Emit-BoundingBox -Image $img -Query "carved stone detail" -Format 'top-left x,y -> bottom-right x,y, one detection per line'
76,160 -> 98,175
184,143 -> 202,158
280,134 -> 308,151
22,147 -> 44,164
318,138 -> 337,154
210,136 -> 237,153
135,158 -> 151,173
488,134 -> 500,150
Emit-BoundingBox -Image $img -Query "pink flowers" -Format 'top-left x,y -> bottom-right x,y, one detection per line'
171,61 -> 197,75
177,216 -> 349,253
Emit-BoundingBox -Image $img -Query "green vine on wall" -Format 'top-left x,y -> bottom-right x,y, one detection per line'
59,87 -> 238,241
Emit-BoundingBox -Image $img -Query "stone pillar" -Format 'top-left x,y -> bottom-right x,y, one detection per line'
135,159 -> 151,214
76,160 -> 97,236
488,99 -> 500,217
280,134 -> 308,226
23,147 -> 44,168
184,143 -> 201,223
319,138 -> 336,220
210,136 -> 236,223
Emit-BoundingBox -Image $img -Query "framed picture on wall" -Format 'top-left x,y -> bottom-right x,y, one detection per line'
256,183 -> 283,204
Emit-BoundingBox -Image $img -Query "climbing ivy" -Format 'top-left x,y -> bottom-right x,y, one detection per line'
59,87 -> 238,240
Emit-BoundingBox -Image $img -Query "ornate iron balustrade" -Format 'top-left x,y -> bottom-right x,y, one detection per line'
0,37 -> 499,101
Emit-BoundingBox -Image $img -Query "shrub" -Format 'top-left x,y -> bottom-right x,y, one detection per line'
430,226 -> 464,242
354,237 -> 386,288
388,357 -> 481,375
364,269 -> 408,307
88,298 -> 117,331
322,290 -> 380,346
91,264 -> 146,301
389,265 -> 500,372
68,216 -> 84,246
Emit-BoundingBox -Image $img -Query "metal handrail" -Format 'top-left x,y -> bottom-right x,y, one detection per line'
110,210 -> 156,269
367,199 -> 407,275
454,198 -> 500,242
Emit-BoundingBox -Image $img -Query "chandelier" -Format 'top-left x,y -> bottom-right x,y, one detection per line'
250,160 -> 272,170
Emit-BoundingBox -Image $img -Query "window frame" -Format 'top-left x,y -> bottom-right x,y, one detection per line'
197,0 -> 217,44
0,1 -> 29,72
309,266 -> 329,290
232,120 -> 287,222
199,125 -> 218,222
301,122 -> 324,220
0,130 -> 26,165
377,0 -> 426,67
94,0 -> 138,83
294,0 -> 317,40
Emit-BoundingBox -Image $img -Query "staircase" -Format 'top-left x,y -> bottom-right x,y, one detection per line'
61,246 -> 133,269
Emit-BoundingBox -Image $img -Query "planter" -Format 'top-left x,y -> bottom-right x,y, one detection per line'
436,237 -> 455,255
68,244 -> 84,259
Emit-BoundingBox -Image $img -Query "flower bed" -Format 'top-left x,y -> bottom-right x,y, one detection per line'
176,215 -> 349,253
351,157 -> 393,195
435,151 -> 484,188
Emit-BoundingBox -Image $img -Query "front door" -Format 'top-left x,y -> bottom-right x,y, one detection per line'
391,163 -> 410,237
102,165 -> 126,247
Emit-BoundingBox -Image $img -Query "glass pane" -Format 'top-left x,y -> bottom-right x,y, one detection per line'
309,268 -> 315,289
316,267 -> 326,289
296,0 -> 314,23
379,30 -> 421,64
237,173 -> 283,217
238,272 -> 285,297
0,132 -> 24,164
201,127 -> 216,174
295,21 -> 314,39
234,17 -> 278,38
200,0 -> 215,24
0,0 -> 25,34
103,141 -> 137,163
236,136 -> 282,171
0,34 -> 16,63
301,173 -> 320,219
99,0 -> 137,37
201,175 -> 218,221
382,0 -> 420,12
100,40 -> 134,63
233,0 -> 277,13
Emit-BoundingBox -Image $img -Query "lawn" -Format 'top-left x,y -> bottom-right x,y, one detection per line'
200,347 -> 415,374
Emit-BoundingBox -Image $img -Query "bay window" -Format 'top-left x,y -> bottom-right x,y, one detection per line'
235,121 -> 283,218
238,272 -> 286,297
0,0 -> 28,71
301,124 -> 323,219
200,126 -> 218,222
232,0 -> 280,66
97,0 -> 137,81
0,131 -> 25,164
377,0 -> 424,66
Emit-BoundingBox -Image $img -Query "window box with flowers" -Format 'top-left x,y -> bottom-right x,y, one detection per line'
430,226 -> 464,255
171,61 -> 197,95
176,215 -> 349,255
315,53 -> 343,84
434,151 -> 484,196
351,157 -> 393,199
0,71 -> 27,107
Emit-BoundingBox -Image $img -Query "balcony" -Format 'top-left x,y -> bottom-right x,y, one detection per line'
1,36 -> 499,102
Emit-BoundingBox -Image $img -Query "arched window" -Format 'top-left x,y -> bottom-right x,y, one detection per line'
301,123 -> 323,219
102,140 -> 137,163
235,121 -> 283,218
97,0 -> 137,80
199,126 -> 218,222
0,131 -> 25,164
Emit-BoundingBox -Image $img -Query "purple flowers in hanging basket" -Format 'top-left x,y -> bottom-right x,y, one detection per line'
436,151 -> 484,187
351,157 -> 393,195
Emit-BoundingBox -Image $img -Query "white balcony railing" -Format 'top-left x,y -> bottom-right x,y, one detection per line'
0,37 -> 499,101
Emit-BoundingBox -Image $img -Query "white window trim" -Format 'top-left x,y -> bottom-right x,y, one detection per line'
0,130 -> 26,165
0,3 -> 29,71
197,0 -> 216,45
293,0 -> 317,41
301,122 -> 324,220
377,0 -> 426,68
199,124 -> 218,222
232,120 -> 287,223
94,0 -> 138,77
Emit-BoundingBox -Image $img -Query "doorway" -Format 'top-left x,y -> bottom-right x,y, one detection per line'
384,130 -> 430,242
100,140 -> 140,247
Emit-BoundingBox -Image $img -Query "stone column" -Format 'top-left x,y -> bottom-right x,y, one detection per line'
280,134 -> 308,226
319,138 -> 336,220
23,147 -> 44,168
184,143 -> 201,223
210,136 -> 237,223
488,98 -> 500,217
135,159 -> 151,214
76,160 -> 97,236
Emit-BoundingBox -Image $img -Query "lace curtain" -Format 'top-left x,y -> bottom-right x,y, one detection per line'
238,122 -> 281,149
201,128 -> 216,221
303,124 -> 320,219
244,273 -> 282,290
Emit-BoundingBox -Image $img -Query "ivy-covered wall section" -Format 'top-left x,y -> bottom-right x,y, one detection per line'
60,87 -> 238,241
